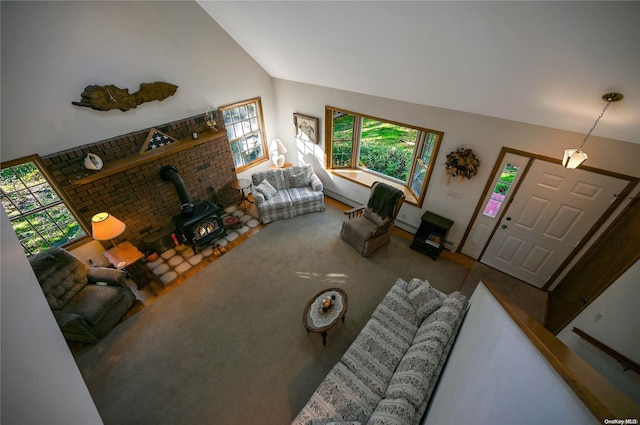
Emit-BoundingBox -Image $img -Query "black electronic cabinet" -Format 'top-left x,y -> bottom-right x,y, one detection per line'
410,211 -> 454,260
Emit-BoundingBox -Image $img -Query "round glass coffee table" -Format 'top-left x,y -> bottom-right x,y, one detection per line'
303,288 -> 348,346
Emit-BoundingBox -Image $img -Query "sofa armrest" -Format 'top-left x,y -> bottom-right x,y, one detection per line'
309,172 -> 323,192
88,266 -> 126,285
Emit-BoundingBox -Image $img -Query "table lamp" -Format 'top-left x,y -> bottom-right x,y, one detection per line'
270,138 -> 288,168
92,212 -> 126,247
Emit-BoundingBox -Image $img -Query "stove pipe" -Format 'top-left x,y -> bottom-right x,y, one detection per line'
160,165 -> 194,216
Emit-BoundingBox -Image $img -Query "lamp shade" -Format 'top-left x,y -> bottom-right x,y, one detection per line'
91,212 -> 126,241
562,149 -> 588,169
276,140 -> 288,155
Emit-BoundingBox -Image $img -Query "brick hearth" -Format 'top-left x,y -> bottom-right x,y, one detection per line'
42,112 -> 241,249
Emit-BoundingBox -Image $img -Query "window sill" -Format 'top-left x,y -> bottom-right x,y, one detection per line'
328,169 -> 419,206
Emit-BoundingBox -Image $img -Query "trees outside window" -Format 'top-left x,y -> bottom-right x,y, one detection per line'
220,97 -> 268,171
326,106 -> 443,206
1,156 -> 88,256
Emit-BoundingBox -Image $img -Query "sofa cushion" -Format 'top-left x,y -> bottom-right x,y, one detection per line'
29,247 -> 89,310
406,278 -> 446,323
384,339 -> 444,408
291,362 -> 382,425
412,291 -> 466,346
251,168 -> 287,190
370,280 -> 419,345
288,187 -> 325,207
63,284 -> 129,326
366,398 -> 416,425
341,319 -> 411,396
255,179 -> 278,200
286,164 -> 313,188
372,281 -> 419,328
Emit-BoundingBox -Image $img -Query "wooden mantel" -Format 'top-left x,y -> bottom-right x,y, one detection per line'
72,129 -> 227,185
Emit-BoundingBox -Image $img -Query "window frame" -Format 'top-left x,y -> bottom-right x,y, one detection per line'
1,154 -> 90,256
219,97 -> 269,172
325,106 -> 443,207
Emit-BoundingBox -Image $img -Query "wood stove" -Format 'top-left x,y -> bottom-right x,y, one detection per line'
160,165 -> 226,253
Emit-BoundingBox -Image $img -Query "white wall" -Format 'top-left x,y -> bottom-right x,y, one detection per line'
557,259 -> 640,405
1,207 -> 104,425
271,78 -> 640,248
423,282 -> 598,425
0,1 -> 277,160
0,2 -> 277,423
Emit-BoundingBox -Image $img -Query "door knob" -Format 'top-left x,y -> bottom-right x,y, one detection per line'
579,296 -> 588,304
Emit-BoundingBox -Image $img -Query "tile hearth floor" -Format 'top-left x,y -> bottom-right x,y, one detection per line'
123,203 -> 263,309
145,205 -> 260,286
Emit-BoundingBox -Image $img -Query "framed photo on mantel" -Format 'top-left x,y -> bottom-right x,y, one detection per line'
293,113 -> 319,144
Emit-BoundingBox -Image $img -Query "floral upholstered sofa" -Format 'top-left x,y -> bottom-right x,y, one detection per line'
292,278 -> 468,425
251,164 -> 324,224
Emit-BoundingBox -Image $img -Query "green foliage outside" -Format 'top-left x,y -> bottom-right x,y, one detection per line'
1,161 -> 86,256
332,114 -> 416,181
493,163 -> 519,195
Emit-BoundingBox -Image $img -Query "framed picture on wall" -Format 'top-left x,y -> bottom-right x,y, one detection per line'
293,113 -> 319,144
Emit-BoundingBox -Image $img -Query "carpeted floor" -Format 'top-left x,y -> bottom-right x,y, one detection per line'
460,262 -> 549,324
74,200 -> 545,425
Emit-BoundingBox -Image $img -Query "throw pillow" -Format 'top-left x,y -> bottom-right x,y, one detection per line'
289,172 -> 310,188
255,179 -> 277,200
407,280 -> 446,322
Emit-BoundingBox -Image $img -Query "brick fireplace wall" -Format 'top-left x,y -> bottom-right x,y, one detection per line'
42,112 -> 241,250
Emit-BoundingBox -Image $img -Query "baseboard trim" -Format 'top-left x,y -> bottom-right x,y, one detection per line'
323,189 -> 417,234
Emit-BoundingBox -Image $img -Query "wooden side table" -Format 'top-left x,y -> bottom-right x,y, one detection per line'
269,162 -> 292,170
231,178 -> 253,210
103,241 -> 159,291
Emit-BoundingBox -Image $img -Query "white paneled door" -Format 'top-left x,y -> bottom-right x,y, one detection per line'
480,160 -> 628,288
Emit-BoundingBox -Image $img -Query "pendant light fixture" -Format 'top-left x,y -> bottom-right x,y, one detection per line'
562,92 -> 623,169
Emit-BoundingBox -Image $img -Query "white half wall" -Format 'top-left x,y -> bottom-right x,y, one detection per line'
422,282 -> 598,425
557,259 -> 640,405
1,207 -> 103,425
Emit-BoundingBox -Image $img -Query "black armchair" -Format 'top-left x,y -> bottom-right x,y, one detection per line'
340,181 -> 405,257
29,247 -> 135,343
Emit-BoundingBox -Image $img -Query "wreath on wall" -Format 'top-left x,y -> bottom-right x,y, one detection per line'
445,147 -> 480,182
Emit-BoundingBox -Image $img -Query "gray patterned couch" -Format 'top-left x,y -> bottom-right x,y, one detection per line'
251,164 -> 324,224
292,278 -> 468,425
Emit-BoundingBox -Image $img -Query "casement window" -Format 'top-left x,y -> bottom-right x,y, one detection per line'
220,97 -> 268,172
325,106 -> 443,207
1,156 -> 88,256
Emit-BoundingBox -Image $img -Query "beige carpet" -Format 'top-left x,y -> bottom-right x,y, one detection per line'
74,200 -> 547,425
460,261 -> 549,324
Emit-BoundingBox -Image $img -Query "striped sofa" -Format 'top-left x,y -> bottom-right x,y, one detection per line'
251,164 -> 324,224
292,278 -> 468,425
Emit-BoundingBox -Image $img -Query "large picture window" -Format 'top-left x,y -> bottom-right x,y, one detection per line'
220,97 -> 268,172
1,156 -> 88,256
326,106 -> 443,206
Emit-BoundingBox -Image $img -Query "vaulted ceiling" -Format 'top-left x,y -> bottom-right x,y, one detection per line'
198,1 -> 639,144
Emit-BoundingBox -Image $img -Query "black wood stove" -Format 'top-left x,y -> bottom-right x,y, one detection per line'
160,165 -> 226,253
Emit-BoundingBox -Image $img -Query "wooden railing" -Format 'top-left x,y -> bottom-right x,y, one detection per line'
572,327 -> 640,374
484,282 -> 640,422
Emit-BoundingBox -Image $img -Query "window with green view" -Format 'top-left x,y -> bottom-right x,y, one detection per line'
327,106 -> 443,206
1,158 -> 87,256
